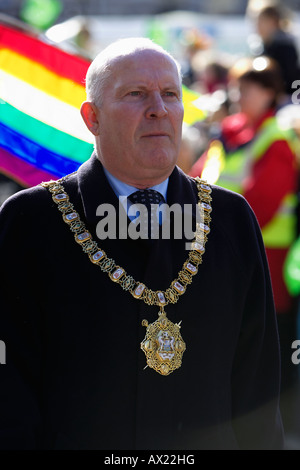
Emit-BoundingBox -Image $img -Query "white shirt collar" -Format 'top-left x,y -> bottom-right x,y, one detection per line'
103,166 -> 169,201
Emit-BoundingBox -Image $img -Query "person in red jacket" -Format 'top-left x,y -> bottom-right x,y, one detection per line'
189,56 -> 300,438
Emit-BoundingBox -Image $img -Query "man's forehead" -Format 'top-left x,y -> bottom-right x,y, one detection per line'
111,48 -> 178,73
111,50 -> 180,86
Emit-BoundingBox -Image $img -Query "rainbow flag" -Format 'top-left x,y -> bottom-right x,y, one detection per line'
182,85 -> 206,126
0,19 -> 93,187
0,19 -> 206,188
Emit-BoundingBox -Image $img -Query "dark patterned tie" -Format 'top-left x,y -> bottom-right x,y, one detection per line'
128,189 -> 165,239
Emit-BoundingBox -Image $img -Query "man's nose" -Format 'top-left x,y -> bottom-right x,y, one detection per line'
145,92 -> 168,119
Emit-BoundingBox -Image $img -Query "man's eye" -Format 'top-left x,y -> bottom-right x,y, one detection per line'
164,91 -> 176,97
129,91 -> 141,96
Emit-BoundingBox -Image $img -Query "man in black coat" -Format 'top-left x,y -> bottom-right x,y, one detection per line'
0,38 -> 283,450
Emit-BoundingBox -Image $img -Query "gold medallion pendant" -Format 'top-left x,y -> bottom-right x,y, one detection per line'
140,307 -> 186,376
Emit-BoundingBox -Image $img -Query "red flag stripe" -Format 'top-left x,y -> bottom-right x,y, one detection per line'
0,23 -> 91,85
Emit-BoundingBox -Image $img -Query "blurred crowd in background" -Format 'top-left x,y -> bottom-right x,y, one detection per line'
1,0 -> 300,450
180,2 -> 300,450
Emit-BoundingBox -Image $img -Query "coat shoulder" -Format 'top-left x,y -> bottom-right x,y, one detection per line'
187,173 -> 251,215
0,173 -> 79,218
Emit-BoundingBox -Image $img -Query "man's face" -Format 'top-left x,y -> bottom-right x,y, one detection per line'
94,49 -> 184,187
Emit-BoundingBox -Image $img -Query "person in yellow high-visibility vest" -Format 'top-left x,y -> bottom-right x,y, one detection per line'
190,55 -> 300,437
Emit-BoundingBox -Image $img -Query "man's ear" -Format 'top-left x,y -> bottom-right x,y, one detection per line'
80,101 -> 100,136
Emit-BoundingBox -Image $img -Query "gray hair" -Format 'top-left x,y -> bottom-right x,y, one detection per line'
85,37 -> 182,106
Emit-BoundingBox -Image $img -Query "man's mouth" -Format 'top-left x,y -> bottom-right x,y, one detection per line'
142,133 -> 169,138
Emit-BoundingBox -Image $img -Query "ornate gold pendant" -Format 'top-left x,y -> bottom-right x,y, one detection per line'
140,307 -> 186,376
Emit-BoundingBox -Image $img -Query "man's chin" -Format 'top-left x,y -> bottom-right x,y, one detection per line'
132,159 -> 176,187
142,151 -> 177,171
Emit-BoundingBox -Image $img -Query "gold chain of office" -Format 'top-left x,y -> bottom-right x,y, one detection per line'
41,176 -> 212,376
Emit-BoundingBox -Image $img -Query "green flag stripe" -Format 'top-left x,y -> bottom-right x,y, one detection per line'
0,100 -> 93,163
